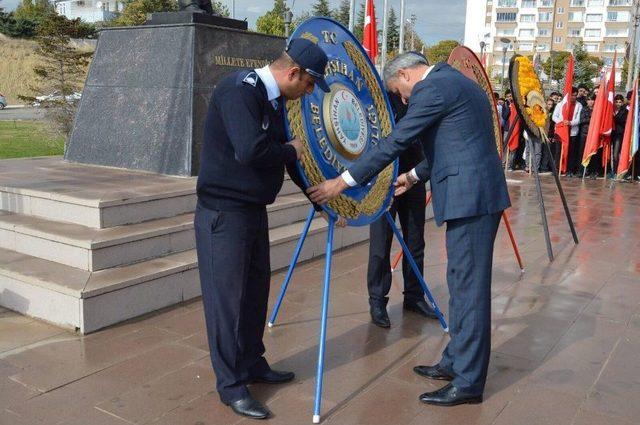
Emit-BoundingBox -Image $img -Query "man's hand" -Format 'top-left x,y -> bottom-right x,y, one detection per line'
321,211 -> 347,227
394,172 -> 416,196
288,137 -> 303,160
307,177 -> 349,204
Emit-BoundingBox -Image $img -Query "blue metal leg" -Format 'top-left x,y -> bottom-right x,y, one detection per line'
268,207 -> 316,327
312,217 -> 335,423
384,212 -> 449,332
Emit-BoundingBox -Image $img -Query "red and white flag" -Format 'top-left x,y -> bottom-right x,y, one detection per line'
363,0 -> 378,62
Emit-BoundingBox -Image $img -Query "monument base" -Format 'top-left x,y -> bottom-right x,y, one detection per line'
0,157 -> 369,333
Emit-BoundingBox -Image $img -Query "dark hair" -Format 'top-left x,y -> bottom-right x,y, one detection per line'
571,87 -> 578,95
588,93 -> 597,101
627,91 -> 633,101
551,91 -> 561,97
614,94 -> 625,102
505,89 -> 512,95
546,97 -> 555,103
494,92 -> 499,99
578,84 -> 589,90
499,97 -> 505,102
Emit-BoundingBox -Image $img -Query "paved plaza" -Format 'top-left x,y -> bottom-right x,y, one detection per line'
1,174 -> 639,425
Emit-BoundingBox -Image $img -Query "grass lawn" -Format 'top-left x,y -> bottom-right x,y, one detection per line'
0,121 -> 65,159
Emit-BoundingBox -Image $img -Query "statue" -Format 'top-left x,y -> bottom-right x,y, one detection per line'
178,0 -> 219,15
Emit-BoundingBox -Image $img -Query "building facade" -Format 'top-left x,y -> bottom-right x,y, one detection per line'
54,0 -> 121,23
465,0 -> 634,85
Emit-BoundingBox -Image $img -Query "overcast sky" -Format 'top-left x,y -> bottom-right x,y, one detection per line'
2,0 -> 466,45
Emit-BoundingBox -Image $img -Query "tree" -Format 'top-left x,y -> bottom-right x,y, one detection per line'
573,41 -> 603,89
13,0 -> 54,23
19,13 -> 93,137
255,0 -> 286,36
211,1 -> 230,17
334,0 -> 350,27
542,50 -> 570,82
291,10 -> 311,33
425,39 -> 458,64
0,13 -> 37,38
110,0 -> 177,27
387,7 -> 399,53
312,0 -> 331,17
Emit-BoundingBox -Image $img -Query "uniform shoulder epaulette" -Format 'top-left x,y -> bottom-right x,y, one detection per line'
241,71 -> 259,87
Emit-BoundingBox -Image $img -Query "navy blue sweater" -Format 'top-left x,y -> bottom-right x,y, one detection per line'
197,69 -> 301,211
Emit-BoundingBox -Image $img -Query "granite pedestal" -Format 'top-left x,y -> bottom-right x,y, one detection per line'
65,21 -> 285,176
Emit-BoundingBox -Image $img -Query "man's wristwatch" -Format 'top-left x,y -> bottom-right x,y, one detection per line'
406,172 -> 419,185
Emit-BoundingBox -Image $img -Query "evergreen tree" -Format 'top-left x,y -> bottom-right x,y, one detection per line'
334,0 -> 350,27
211,1 -> 230,17
19,13 -> 93,137
573,41 -> 603,89
312,0 -> 331,17
387,7 -> 399,53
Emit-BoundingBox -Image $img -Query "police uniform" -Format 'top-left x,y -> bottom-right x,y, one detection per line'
194,65 -> 317,405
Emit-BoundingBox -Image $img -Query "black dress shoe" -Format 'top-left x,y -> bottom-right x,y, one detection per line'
227,395 -> 271,419
413,365 -> 453,381
419,383 -> 482,406
252,369 -> 295,384
370,304 -> 391,328
403,299 -> 437,319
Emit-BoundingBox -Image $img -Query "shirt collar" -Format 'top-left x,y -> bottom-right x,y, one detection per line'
421,65 -> 435,81
255,65 -> 280,101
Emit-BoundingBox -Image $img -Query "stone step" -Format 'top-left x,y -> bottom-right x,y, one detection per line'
0,217 -> 368,333
0,157 -> 197,229
0,194 -> 315,271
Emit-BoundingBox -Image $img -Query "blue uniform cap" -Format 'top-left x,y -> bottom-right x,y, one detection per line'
286,38 -> 330,93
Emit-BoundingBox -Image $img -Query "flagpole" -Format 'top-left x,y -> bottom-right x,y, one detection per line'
348,0 -> 356,32
399,0 -> 406,54
381,0 -> 389,69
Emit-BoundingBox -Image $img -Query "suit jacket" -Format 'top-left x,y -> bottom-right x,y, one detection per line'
348,63 -> 511,226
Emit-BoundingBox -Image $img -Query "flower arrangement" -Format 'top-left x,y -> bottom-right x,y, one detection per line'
516,56 -> 547,128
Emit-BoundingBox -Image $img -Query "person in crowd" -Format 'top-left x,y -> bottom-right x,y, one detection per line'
539,97 -> 557,174
553,87 -> 582,176
611,93 -> 629,178
577,84 -> 589,108
580,93 -> 598,179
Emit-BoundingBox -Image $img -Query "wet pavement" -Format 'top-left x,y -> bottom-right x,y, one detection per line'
1,173 -> 639,425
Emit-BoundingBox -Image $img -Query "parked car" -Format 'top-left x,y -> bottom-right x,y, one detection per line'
0,93 -> 6,110
32,91 -> 81,107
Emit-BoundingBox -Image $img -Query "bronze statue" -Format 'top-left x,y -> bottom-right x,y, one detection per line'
178,0 -> 219,15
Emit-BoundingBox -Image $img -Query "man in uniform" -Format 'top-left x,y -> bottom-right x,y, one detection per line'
195,38 -> 329,420
308,52 -> 510,407
367,90 -> 436,328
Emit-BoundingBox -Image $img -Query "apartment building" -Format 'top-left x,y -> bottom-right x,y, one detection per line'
465,0 -> 634,83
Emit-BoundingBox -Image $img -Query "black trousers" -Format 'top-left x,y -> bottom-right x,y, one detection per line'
439,212 -> 502,396
567,135 -> 583,174
194,202 -> 271,403
367,183 -> 426,307
540,141 -> 559,172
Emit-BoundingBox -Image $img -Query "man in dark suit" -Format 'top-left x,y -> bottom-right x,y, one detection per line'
308,52 -> 511,406
367,91 -> 435,328
195,38 -> 330,420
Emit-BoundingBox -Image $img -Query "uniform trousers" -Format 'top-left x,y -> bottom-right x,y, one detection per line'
194,202 -> 271,404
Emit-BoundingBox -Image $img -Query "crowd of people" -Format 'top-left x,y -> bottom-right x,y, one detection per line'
494,85 -> 639,180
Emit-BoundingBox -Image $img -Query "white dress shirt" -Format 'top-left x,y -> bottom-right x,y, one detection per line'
255,65 -> 280,109
552,98 -> 582,137
341,65 -> 435,187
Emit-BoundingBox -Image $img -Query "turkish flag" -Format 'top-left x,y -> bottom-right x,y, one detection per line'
617,78 -> 637,178
556,54 -> 574,174
363,0 -> 378,63
601,52 -> 616,168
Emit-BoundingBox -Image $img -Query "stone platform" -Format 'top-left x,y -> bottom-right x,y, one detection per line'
1,173 -> 639,425
0,157 -> 370,333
